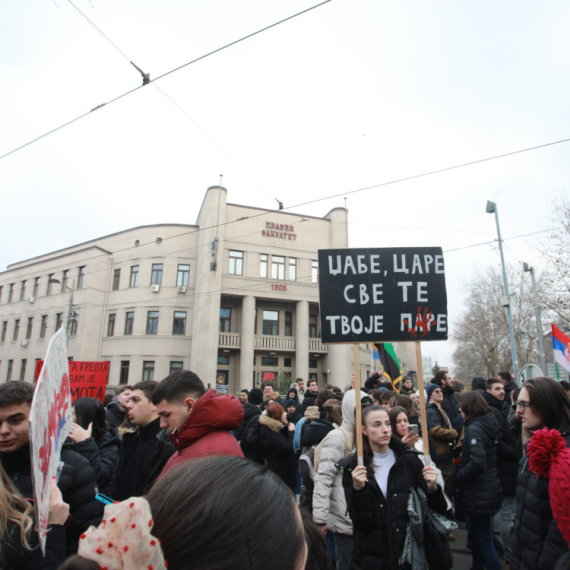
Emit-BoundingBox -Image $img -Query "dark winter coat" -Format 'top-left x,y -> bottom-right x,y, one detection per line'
71,424 -> 121,496
237,403 -> 262,462
259,414 -> 296,490
426,403 -> 457,462
2,521 -> 66,570
342,437 -> 447,570
234,402 -> 261,443
455,412 -> 502,517
301,393 -> 318,414
503,380 -> 518,408
510,427 -> 570,570
105,399 -> 126,428
1,442 -> 104,555
287,411 -> 303,425
481,392 -> 521,496
440,386 -> 460,425
300,418 -> 335,448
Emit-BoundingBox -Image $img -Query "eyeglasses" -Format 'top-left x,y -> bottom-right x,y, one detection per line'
515,401 -> 531,410
432,389 -> 442,394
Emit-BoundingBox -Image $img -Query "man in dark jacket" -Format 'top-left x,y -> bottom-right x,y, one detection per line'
499,371 -> 518,414
0,381 -> 103,554
114,380 -> 175,500
105,384 -> 132,427
237,387 -> 263,463
301,378 -> 319,414
510,377 -> 570,570
432,370 -> 459,425
482,379 -> 521,566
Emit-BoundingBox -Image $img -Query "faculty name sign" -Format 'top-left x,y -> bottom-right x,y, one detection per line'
318,247 -> 448,344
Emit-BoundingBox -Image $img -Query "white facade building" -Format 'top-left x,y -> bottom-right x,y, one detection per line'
0,186 -> 374,393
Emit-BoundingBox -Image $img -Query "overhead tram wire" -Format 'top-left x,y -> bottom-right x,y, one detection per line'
0,0 -> 332,162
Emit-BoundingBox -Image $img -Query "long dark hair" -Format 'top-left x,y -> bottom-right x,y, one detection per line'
358,405 -> 390,469
523,377 -> 570,431
147,456 -> 306,570
458,392 -> 491,423
74,398 -> 107,442
388,406 -> 409,439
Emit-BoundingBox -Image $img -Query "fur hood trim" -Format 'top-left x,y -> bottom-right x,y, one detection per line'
259,414 -> 284,433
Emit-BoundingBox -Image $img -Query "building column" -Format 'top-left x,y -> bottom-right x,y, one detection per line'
296,300 -> 309,385
240,295 -> 255,390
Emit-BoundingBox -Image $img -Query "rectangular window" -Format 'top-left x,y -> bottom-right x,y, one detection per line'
173,311 -> 187,335
120,361 -> 130,385
219,308 -> 231,333
261,356 -> 278,367
70,317 -> 78,336
113,269 -> 121,290
260,254 -> 268,278
262,310 -> 279,336
309,372 -> 318,383
142,361 -> 155,381
124,311 -> 134,335
170,361 -> 183,373
26,318 -> 33,339
254,309 -> 257,335
177,264 -> 190,287
309,359 -> 318,369
309,314 -> 318,338
229,251 -> 244,275
151,264 -> 163,286
20,281 -> 26,301
40,316 -> 47,339
217,355 -> 230,365
47,274 -> 54,295
312,260 -> 319,283
77,266 -> 85,289
284,311 -> 293,337
13,320 -> 20,341
284,357 -> 292,367
130,266 -> 139,288
8,284 -> 14,303
33,277 -> 40,298
55,313 -> 63,331
107,314 -> 116,336
62,270 -> 69,291
146,311 -> 159,334
271,256 -> 285,280
288,258 -> 297,281
20,360 -> 27,381
7,360 -> 13,382
1,321 -> 7,342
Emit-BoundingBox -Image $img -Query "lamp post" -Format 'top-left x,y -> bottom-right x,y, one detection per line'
486,201 -> 520,381
48,278 -> 76,341
523,263 -> 547,374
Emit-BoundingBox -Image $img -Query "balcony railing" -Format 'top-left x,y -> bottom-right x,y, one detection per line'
309,339 -> 328,352
219,333 -> 329,353
219,333 -> 241,348
255,336 -> 295,350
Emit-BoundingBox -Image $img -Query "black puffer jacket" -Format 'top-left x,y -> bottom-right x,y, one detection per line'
455,412 -> 502,517
259,414 -> 296,490
342,437 -> 447,570
440,386 -> 459,425
1,442 -> 104,555
71,425 -> 121,496
235,402 -> 261,445
300,418 -> 335,448
481,392 -> 521,496
510,428 -> 570,570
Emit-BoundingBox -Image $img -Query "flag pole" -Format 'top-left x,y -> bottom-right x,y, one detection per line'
415,341 -> 431,465
354,343 -> 363,466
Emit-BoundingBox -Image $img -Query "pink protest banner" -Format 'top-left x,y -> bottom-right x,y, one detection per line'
29,327 -> 73,554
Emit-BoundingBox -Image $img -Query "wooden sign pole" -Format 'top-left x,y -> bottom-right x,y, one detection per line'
415,340 -> 431,466
354,343 -> 364,466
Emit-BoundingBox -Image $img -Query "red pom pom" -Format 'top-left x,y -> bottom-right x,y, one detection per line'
148,566 -> 154,570
96,547 -> 104,555
130,502 -> 135,508
150,539 -> 157,546
528,427 -> 567,478
123,545 -> 129,552
110,517 -> 116,523
108,542 -> 113,548
131,523 -> 137,528
80,534 -> 86,540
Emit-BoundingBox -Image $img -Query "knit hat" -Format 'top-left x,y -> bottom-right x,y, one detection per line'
304,406 -> 320,420
471,376 -> 486,391
248,388 -> 263,406
527,427 -> 570,549
285,399 -> 297,408
426,383 -> 439,401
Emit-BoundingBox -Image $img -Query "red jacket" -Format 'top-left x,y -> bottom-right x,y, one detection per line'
160,389 -> 244,477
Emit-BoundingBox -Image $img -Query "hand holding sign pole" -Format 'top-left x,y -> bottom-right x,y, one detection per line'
318,247 -> 447,467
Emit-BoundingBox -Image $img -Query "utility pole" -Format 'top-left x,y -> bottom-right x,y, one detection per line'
523,263 -> 547,374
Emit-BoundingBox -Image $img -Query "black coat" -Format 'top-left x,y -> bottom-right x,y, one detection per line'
300,418 -> 335,448
481,392 -> 521,496
510,428 -> 570,570
105,399 -> 126,428
258,414 -> 296,490
235,402 -> 261,444
455,412 -> 502,517
242,413 -> 264,465
440,386 -> 459,425
71,424 -> 121,496
342,437 -> 447,570
301,393 -> 318,414
1,442 -> 104,555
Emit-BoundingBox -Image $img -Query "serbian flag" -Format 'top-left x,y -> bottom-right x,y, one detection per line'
552,324 -> 570,373
373,343 -> 402,392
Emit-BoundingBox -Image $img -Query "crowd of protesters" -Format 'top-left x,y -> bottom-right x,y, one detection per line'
0,368 -> 569,570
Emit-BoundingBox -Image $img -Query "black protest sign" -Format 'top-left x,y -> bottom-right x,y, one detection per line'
318,247 -> 448,344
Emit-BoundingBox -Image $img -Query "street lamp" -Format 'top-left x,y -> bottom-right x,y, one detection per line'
523,262 -> 547,374
48,278 -> 76,340
486,200 -> 520,381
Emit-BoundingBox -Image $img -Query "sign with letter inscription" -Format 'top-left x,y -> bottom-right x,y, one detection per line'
318,247 -> 448,344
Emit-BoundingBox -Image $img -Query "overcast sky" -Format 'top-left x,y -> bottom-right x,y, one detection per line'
2,0 -> 569,371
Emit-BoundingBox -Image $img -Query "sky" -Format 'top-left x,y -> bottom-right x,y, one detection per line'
2,0 -> 569,372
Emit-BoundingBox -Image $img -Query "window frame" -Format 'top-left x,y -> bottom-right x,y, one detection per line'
172,311 -> 187,335
177,264 -> 190,287
13,319 -> 20,341
260,254 -> 268,278
124,311 -> 134,335
311,260 -> 319,283
151,264 -> 163,286
262,310 -> 279,336
55,313 -> 63,331
77,266 -> 85,289
130,265 -> 140,288
219,308 -> 231,333
142,361 -> 155,381
26,317 -> 33,340
146,311 -> 159,335
271,256 -> 285,280
113,269 -> 121,291
107,314 -> 116,337
40,316 -> 47,339
288,257 -> 297,281
120,361 -> 130,384
228,250 -> 244,276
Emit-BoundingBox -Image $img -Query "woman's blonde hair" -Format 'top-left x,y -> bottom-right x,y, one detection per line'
0,462 -> 34,550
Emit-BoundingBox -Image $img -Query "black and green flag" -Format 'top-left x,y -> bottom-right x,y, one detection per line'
372,342 -> 402,392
